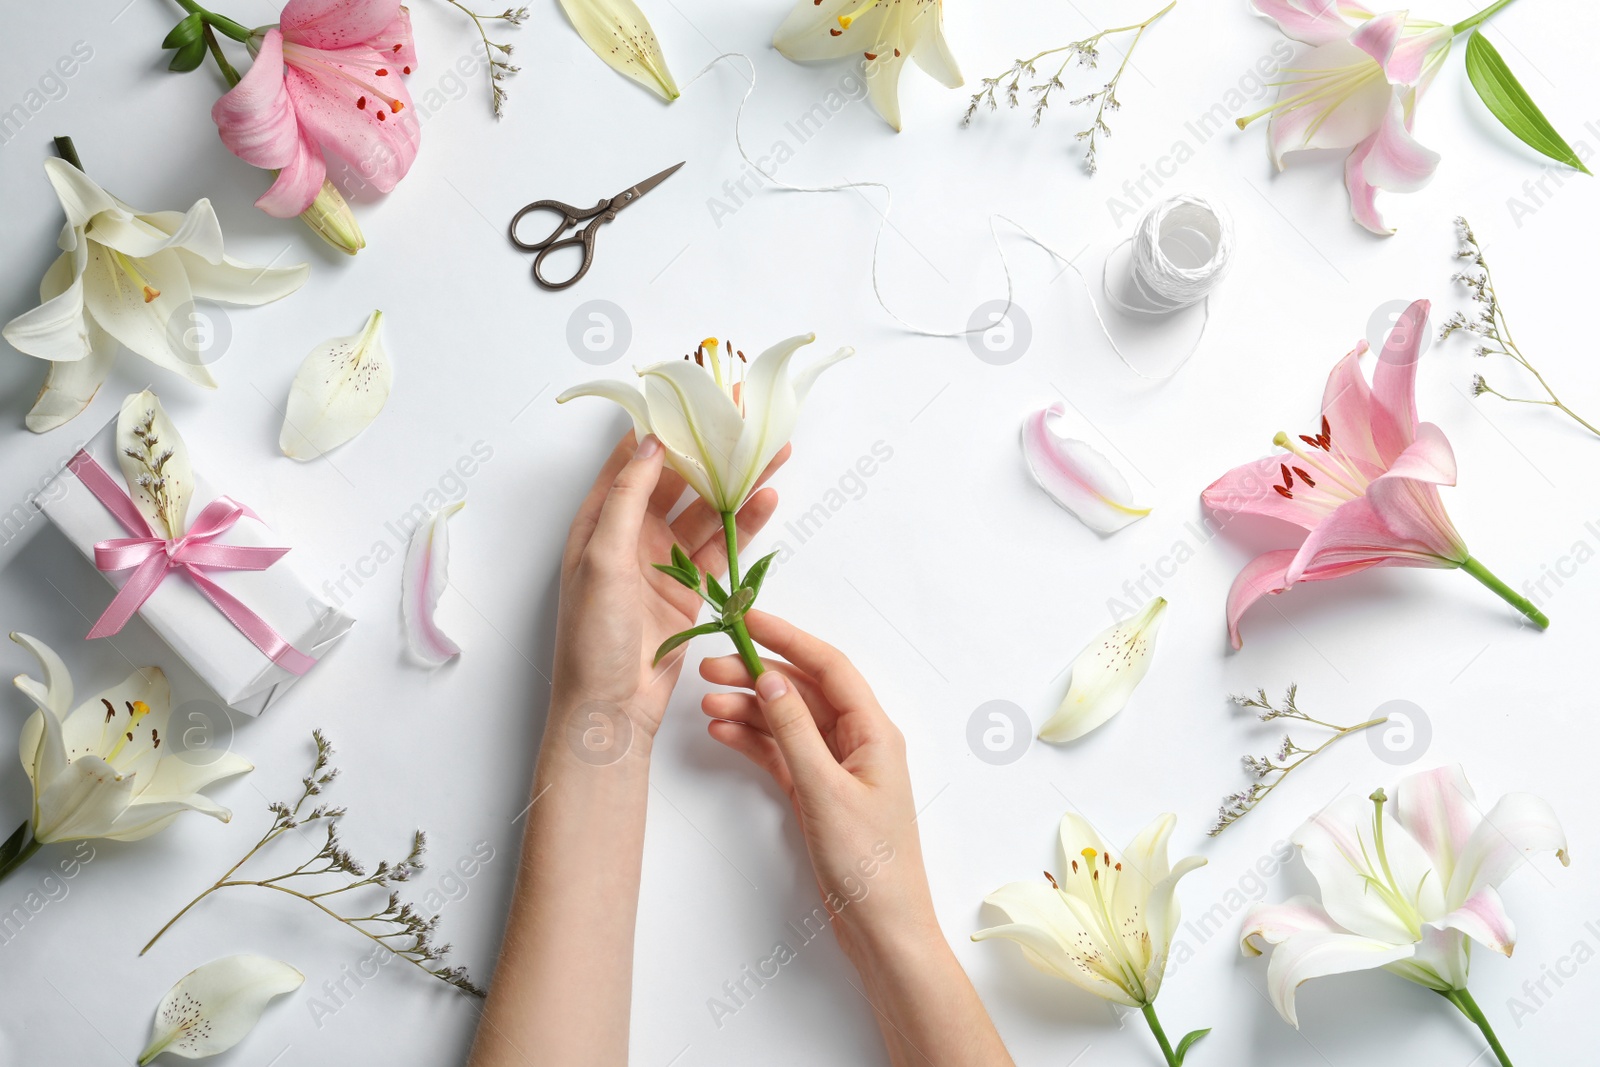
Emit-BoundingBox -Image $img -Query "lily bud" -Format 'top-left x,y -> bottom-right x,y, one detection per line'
297,179 -> 365,255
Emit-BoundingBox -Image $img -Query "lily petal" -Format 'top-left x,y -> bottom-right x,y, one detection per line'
3,245 -> 93,363
280,310 -> 393,460
1038,598 -> 1166,743
1258,927 -> 1416,1027
211,30 -> 306,173
638,359 -> 747,509
1434,884 -> 1517,956
116,390 -> 193,540
170,250 -> 310,306
138,955 -> 303,1065
1446,790 -> 1569,904
1266,41 -> 1391,166
25,332 -> 117,433
281,43 -> 420,195
1249,0 -> 1357,45
279,0 -> 403,49
1241,895 -> 1346,955
1023,404 -> 1150,534
1394,763 -> 1478,881
1294,792 -> 1444,945
972,881 -> 1141,1006
402,500 -> 465,668
1222,548 -> 1377,649
82,245 -> 215,387
1139,854 -> 1207,999
556,0 -> 679,101
729,334 -> 851,508
41,157 -> 121,229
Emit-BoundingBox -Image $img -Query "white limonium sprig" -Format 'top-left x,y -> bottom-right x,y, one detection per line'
559,332 -> 851,677
436,0 -> 527,116
1440,215 -> 1600,439
140,731 -> 484,996
1209,685 -> 1387,836
962,0 -> 1175,174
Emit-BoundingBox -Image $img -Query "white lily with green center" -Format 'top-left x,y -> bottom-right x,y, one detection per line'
974,812 -> 1211,1066
2,156 -> 308,433
558,333 -> 851,675
0,633 -> 253,884
773,0 -> 963,131
1242,765 -> 1567,1067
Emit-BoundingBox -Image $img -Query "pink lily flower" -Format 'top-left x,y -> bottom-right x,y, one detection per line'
1202,299 -> 1547,648
211,0 -> 420,218
1237,0 -> 1452,234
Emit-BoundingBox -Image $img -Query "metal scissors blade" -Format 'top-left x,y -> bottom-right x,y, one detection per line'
608,161 -> 684,215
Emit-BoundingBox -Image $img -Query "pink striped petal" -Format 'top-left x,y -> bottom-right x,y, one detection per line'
1345,130 -> 1391,234
282,45 -> 419,194
1435,885 -> 1517,956
1202,454 -> 1329,530
1394,764 -> 1478,876
371,6 -> 417,68
280,0 -> 403,50
211,30 -> 302,171
1448,792 -> 1569,902
1362,96 -> 1441,193
1242,895 -> 1345,953
1225,549 -> 1378,649
1022,404 -> 1149,534
256,130 -> 327,218
402,500 -> 465,667
1249,0 -> 1355,44
1368,298 -> 1428,459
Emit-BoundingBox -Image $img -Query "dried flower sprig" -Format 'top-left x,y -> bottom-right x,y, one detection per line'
123,408 -> 183,539
140,730 -> 484,996
1440,216 -> 1599,439
437,0 -> 527,117
962,0 -> 1175,175
1208,685 -> 1387,836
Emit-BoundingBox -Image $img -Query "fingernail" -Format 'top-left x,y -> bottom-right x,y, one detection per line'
755,671 -> 788,701
636,434 -> 660,459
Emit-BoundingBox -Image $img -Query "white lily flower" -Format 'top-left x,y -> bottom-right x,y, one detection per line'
2,158 -> 308,433
279,310 -> 393,461
556,0 -> 680,101
9,632 -> 252,845
774,0 -> 963,131
1038,597 -> 1166,744
139,955 -> 303,1064
1242,764 -> 1568,1028
557,333 -> 852,513
974,813 -> 1208,1058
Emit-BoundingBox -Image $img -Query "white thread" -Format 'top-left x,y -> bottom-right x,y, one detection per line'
685,54 -> 1232,380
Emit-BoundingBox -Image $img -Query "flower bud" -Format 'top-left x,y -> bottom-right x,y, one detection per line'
297,179 -> 365,255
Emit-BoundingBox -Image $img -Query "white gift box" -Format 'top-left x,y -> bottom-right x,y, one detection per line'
34,414 -> 353,716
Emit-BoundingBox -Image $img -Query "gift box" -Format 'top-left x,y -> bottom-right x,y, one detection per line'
34,410 -> 353,716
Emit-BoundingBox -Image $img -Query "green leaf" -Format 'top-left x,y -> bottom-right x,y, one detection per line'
738,550 -> 779,600
1465,31 -> 1592,175
669,543 -> 697,579
720,587 -> 755,624
705,573 -> 729,607
168,38 -> 207,72
162,12 -> 205,49
1175,1027 -> 1212,1064
651,562 -> 699,590
653,622 -> 724,664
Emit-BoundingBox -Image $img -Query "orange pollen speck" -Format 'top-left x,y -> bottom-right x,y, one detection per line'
829,27 -> 841,36
391,100 -> 403,112
376,68 -> 389,76
357,96 -> 366,109
142,286 -> 160,303
377,110 -> 387,121
402,65 -> 411,74
864,51 -> 878,60
392,43 -> 402,53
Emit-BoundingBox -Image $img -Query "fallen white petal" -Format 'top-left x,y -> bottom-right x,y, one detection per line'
280,310 -> 393,461
1022,403 -> 1150,534
402,500 -> 465,667
556,0 -> 680,101
137,954 -> 302,1064
1039,598 -> 1167,744
117,389 -> 193,539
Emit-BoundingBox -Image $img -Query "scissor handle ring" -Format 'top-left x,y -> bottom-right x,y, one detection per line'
509,198 -> 597,251
531,223 -> 601,291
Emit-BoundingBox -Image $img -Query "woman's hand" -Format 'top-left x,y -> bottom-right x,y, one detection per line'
552,432 -> 787,749
700,611 -> 1014,1066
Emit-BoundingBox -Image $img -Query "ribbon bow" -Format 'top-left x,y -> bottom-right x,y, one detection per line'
69,451 -> 317,676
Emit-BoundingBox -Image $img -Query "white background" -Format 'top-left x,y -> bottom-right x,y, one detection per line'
1,1 -> 1597,1064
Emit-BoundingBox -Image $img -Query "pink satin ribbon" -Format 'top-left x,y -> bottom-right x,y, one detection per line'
68,450 -> 317,676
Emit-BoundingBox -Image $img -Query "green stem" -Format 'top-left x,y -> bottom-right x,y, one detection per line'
0,821 -> 43,885
203,25 -> 241,86
1141,1002 -> 1179,1067
1460,556 -> 1549,629
720,512 -> 765,679
1442,987 -> 1515,1067
172,0 -> 254,43
52,136 -> 83,171
1452,0 -> 1518,34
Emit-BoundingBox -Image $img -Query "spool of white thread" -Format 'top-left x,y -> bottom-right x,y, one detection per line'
1104,194 -> 1233,317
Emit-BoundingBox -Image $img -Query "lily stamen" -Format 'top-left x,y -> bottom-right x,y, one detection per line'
111,249 -> 161,303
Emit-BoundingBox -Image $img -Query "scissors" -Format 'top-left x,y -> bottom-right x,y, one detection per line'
508,161 -> 685,291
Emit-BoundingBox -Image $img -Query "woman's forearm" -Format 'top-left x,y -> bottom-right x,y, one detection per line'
850,918 -> 1014,1067
467,696 -> 652,1067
